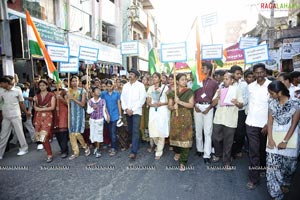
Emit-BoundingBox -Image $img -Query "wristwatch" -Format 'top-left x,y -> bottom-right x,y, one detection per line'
282,140 -> 288,144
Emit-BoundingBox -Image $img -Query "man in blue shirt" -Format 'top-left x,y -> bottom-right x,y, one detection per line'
101,80 -> 122,156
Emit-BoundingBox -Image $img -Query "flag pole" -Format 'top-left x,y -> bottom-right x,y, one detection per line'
67,73 -> 70,130
173,63 -> 178,116
56,62 -> 60,117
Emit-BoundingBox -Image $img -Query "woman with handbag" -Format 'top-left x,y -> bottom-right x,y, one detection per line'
33,80 -> 55,163
266,80 -> 300,200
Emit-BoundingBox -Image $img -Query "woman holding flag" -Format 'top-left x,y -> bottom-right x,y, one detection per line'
167,73 -> 194,171
147,72 -> 170,160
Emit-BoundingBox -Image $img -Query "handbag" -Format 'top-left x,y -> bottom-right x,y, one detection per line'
34,130 -> 48,143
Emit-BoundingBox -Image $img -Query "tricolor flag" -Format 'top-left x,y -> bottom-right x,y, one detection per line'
189,18 -> 206,91
26,10 -> 59,83
147,16 -> 157,75
215,49 -> 228,67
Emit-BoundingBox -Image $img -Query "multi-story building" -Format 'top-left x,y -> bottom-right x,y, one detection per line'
0,0 -> 160,81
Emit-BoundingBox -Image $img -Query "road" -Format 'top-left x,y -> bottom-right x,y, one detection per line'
0,139 -> 298,200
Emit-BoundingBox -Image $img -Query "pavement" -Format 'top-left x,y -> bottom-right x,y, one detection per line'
0,139 -> 299,200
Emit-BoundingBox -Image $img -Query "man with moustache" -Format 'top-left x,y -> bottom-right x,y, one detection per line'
245,63 -> 271,190
121,68 -> 146,160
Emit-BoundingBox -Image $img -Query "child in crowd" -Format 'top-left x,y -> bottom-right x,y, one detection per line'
87,87 -> 110,158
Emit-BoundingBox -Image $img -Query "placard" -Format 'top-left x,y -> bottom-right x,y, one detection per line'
244,44 -> 269,64
60,57 -> 79,73
79,46 -> 99,62
201,44 -> 223,60
239,37 -> 258,49
120,41 -> 139,55
46,45 -> 70,63
201,12 -> 217,27
161,42 -> 187,62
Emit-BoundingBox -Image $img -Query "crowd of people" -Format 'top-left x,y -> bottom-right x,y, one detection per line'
0,63 -> 300,200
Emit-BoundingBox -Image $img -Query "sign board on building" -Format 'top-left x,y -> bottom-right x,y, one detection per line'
60,57 -> 79,73
201,44 -> 223,60
239,37 -> 258,49
293,54 -> 300,70
120,41 -> 139,55
282,38 -> 300,60
46,45 -> 70,63
78,46 -> 99,62
244,44 -> 269,64
161,42 -> 187,63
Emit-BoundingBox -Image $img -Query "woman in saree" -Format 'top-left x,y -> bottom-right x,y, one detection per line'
33,80 -> 55,163
167,73 -> 194,171
147,72 -> 170,160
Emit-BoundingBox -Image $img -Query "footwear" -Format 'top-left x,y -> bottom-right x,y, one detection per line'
0,156 -> 3,160
61,153 -> 68,159
147,147 -> 154,153
179,164 -> 186,172
95,150 -> 102,158
155,156 -> 161,160
46,156 -> 53,163
85,147 -> 91,156
173,154 -> 180,161
196,152 -> 204,157
281,185 -> 290,193
121,147 -> 126,151
109,150 -> 116,156
129,153 -> 136,160
93,148 -> 98,155
204,158 -> 211,165
37,144 -> 44,150
69,155 -> 78,160
211,155 -> 220,163
235,152 -> 243,158
17,150 -> 28,156
246,182 -> 256,190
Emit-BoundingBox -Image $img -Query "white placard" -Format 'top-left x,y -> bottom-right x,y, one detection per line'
46,45 -> 70,62
201,44 -> 223,60
239,37 -> 258,49
79,46 -> 99,62
201,12 -> 217,27
60,57 -> 79,73
244,44 -> 269,64
161,42 -> 187,62
119,70 -> 127,76
120,41 -> 139,55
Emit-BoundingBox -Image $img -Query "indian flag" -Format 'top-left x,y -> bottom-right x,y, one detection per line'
189,18 -> 206,91
147,16 -> 156,75
215,49 -> 228,67
26,10 -> 59,83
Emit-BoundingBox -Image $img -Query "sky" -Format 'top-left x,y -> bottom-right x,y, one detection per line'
151,0 -> 289,47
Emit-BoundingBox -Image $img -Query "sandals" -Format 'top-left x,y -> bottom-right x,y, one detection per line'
69,154 -> 78,160
173,154 -> 180,161
155,156 -> 161,160
179,164 -> 186,172
46,156 -> 53,163
211,155 -> 220,163
246,182 -> 256,190
85,147 -> 91,156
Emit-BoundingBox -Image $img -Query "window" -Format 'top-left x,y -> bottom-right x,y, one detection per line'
8,0 -> 56,24
69,5 -> 92,37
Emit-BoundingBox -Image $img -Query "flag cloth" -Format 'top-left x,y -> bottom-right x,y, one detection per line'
189,18 -> 206,91
147,16 -> 156,75
215,49 -> 228,67
26,10 -> 59,83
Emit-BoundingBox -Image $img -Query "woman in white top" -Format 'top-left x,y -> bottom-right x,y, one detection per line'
266,80 -> 300,200
147,72 -> 170,160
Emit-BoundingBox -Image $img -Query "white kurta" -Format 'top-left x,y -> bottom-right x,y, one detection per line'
147,84 -> 170,138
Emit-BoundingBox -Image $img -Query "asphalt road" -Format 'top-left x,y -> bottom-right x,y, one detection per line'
0,139 -> 299,200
